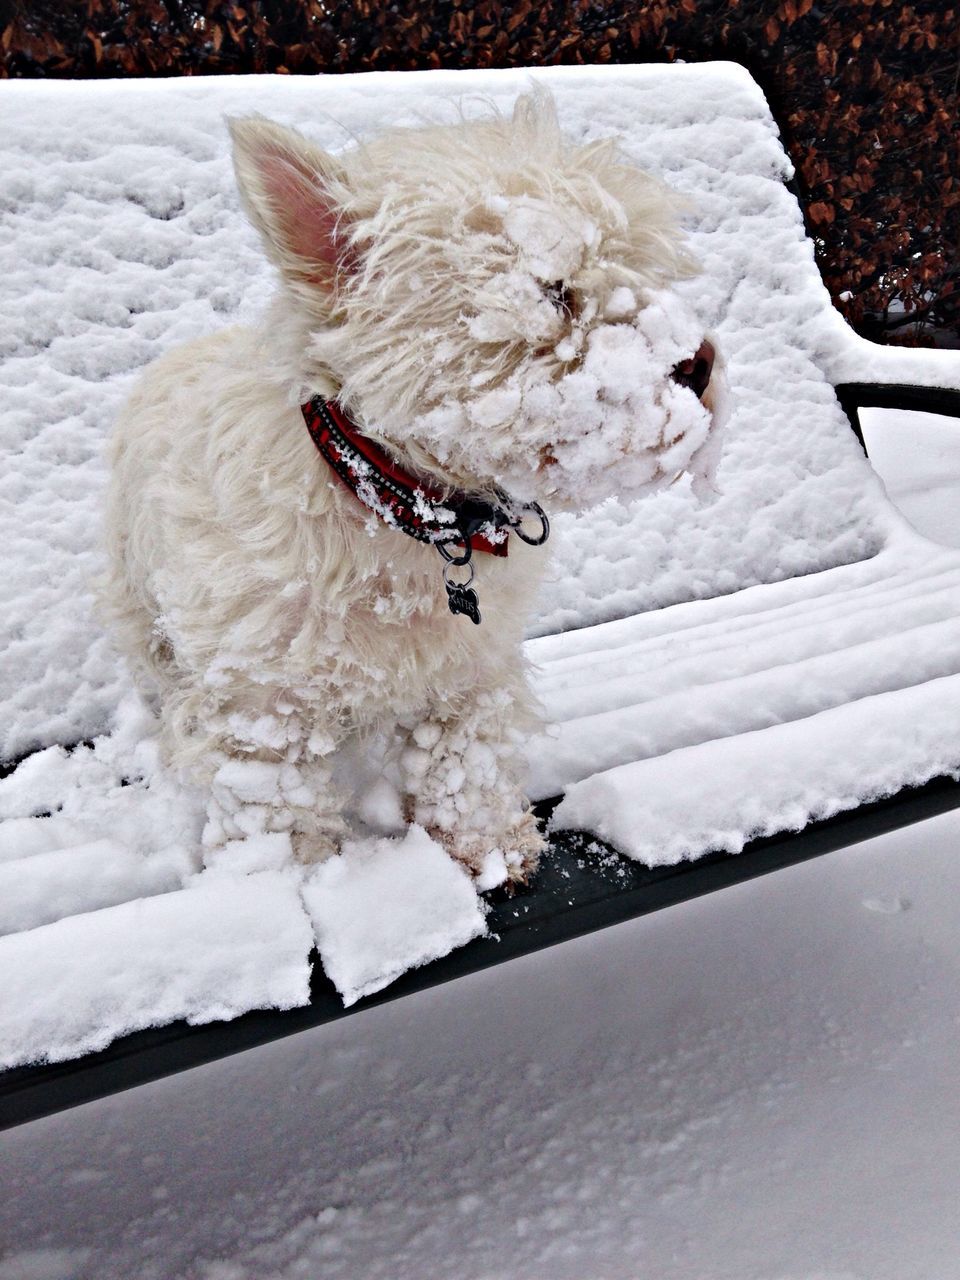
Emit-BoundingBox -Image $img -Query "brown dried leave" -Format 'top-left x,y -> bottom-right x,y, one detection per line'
808,201 -> 836,225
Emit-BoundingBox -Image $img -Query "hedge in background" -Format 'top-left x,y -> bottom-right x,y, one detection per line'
2,0 -> 957,348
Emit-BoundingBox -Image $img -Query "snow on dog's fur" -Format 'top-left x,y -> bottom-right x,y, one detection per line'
100,88 -> 724,883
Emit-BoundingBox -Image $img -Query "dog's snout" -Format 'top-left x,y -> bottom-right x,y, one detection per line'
671,340 -> 715,400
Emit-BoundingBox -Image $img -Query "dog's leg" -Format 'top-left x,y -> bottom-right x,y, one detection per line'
402,686 -> 545,885
165,686 -> 348,865
203,748 -> 348,865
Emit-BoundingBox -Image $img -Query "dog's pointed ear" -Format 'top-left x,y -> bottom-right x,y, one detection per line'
510,86 -> 560,149
228,116 -> 351,292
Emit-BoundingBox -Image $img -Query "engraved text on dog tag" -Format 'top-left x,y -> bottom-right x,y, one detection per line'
445,580 -> 481,624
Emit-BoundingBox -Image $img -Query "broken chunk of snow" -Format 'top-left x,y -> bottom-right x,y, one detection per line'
303,825 -> 487,1006
475,848 -> 509,892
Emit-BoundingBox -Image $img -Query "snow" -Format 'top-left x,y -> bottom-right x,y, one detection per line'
0,1250 -> 90,1280
0,871 -> 312,1069
552,670 -> 960,863
4,809 -> 960,1277
0,838 -> 192,936
861,407 -> 960,549
303,825 -> 487,1006
0,62 -> 959,1063
418,280 -> 720,507
528,532 -> 960,855
529,540 -> 960,793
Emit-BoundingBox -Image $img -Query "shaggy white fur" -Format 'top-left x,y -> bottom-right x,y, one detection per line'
100,88 -> 721,881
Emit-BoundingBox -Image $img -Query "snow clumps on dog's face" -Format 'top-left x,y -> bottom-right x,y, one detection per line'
230,89 -> 723,511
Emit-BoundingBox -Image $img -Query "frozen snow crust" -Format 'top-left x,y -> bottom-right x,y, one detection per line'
2,63 -> 960,1066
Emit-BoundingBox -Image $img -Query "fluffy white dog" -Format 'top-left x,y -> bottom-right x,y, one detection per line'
101,88 -> 722,884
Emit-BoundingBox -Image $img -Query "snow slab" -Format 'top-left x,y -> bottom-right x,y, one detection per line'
303,826 -> 488,1007
0,838 -> 193,936
861,406 -> 960,550
551,670 -> 960,865
527,534 -> 960,841
0,871 -> 313,1069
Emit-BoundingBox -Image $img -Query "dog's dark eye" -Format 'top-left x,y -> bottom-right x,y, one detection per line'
544,280 -> 575,316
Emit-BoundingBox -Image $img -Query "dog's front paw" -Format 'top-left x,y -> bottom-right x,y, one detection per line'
433,810 -> 546,889
498,810 -> 546,886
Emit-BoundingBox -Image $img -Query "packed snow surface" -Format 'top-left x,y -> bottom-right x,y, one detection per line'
1,63 -> 959,1062
0,870 -> 312,1070
860,406 -> 960,549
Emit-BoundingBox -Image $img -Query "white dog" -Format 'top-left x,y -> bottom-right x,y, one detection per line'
101,88 -> 722,884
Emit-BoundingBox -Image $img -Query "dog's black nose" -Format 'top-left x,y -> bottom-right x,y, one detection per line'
671,340 -> 715,400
